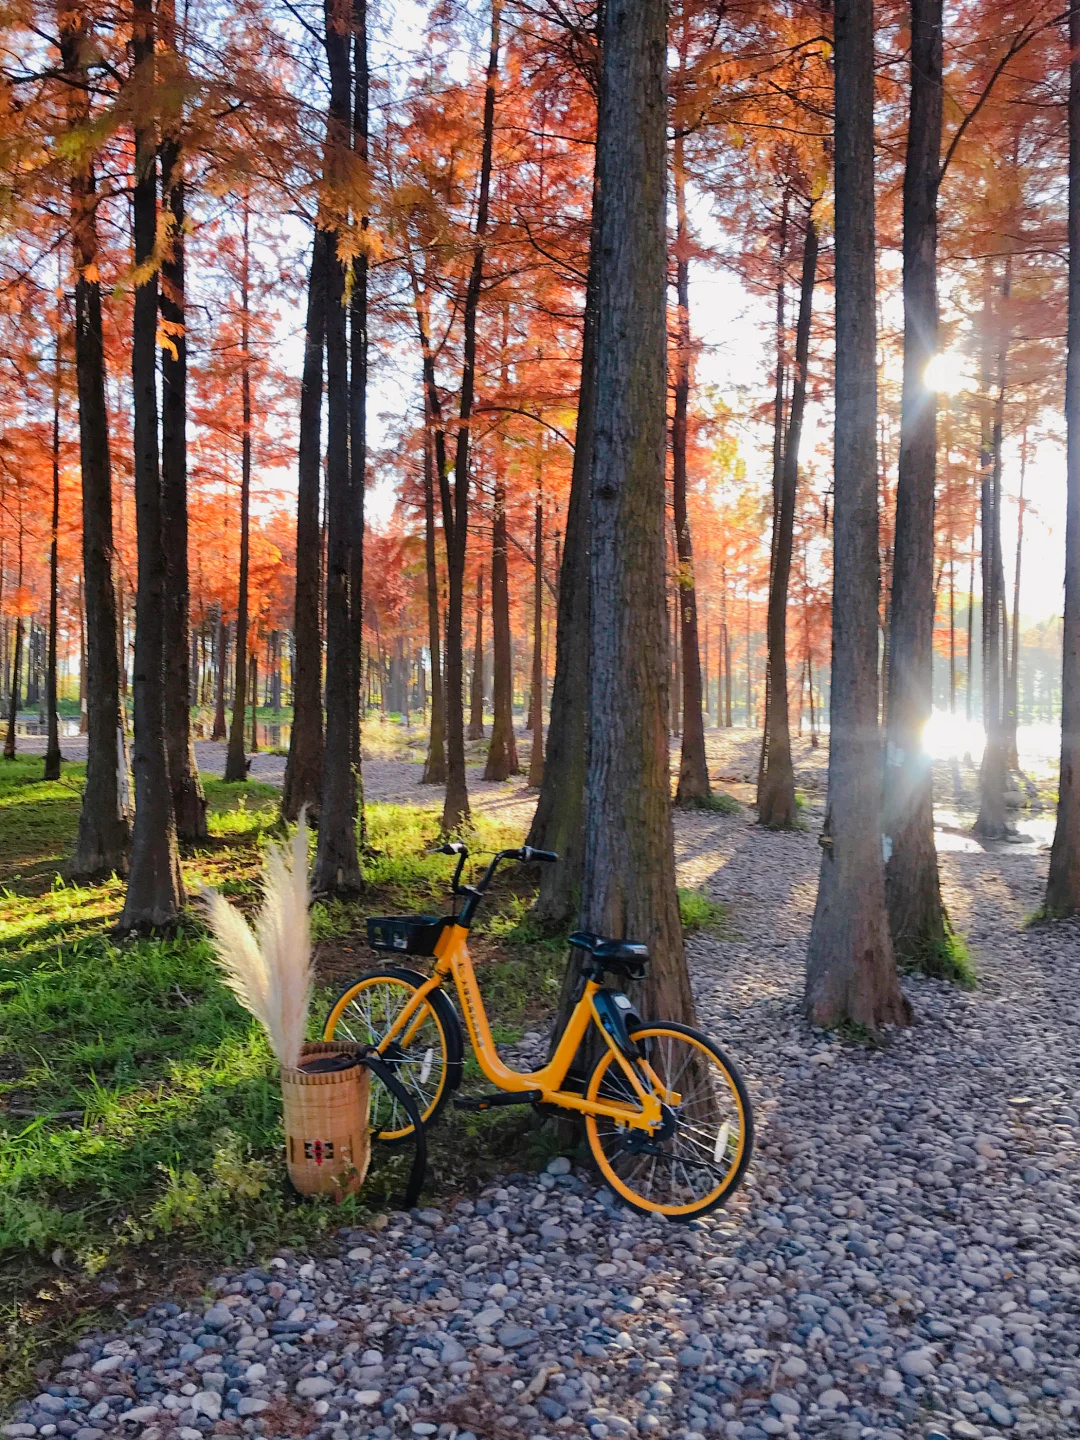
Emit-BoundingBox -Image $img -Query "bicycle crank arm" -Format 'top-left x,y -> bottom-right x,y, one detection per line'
453,1090 -> 543,1112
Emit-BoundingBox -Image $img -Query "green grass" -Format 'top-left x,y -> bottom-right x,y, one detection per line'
685,790 -> 741,816
677,887 -> 728,934
835,1019 -> 886,1050
1025,901 -> 1077,927
896,925 -> 977,989
0,753 -> 561,1399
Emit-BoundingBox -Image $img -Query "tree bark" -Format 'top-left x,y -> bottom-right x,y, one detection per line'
212,610 -> 227,740
759,191 -> 790,792
468,568 -> 485,740
225,199 -> 253,784
1048,15 -> 1080,911
579,0 -> 693,1025
759,215 -> 818,827
120,0 -> 185,929
1006,439 -> 1026,771
804,0 -> 911,1031
421,419 -> 447,783
965,530 -> 975,724
45,300 -> 63,781
249,651 -> 259,752
525,154 -> 599,925
159,106 -> 208,839
4,545 -> 23,760
348,0 -> 368,836
527,489 -> 545,788
974,267 -> 1010,838
313,0 -> 363,892
484,476 -> 519,780
882,0 -> 948,961
671,128 -> 710,807
61,3 -> 130,876
282,229 -> 327,820
440,0 -> 500,834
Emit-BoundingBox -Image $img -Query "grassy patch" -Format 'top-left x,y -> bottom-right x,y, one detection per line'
0,758 -> 556,1328
834,1020 -> 886,1050
678,887 -> 728,934
897,926 -> 977,989
686,790 -> 741,816
1025,902 -> 1077,927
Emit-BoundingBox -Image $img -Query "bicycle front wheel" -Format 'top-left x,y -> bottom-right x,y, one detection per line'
585,1021 -> 753,1219
323,967 -> 463,1145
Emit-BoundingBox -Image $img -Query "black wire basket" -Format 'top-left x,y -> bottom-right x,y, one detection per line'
366,915 -> 452,957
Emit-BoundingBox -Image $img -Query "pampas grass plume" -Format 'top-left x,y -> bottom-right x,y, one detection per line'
202,812 -> 314,1071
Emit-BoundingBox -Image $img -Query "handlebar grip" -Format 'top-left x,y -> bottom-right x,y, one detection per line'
520,846 -> 559,863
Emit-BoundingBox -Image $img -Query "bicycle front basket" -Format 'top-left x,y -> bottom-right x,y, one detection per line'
366,915 -> 451,957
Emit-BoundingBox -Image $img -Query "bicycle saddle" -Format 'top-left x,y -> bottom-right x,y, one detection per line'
569,931 -> 650,978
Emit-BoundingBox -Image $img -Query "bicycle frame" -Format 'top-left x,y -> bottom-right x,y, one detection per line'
373,922 -> 676,1131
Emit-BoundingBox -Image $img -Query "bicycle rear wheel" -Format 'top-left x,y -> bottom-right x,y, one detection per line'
323,968 -> 463,1145
584,1021 -> 753,1219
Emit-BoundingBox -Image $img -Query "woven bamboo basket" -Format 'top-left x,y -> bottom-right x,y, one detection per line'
280,1042 -> 370,1197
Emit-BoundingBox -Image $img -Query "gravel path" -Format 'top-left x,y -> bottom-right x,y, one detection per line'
7,737 -> 1080,1440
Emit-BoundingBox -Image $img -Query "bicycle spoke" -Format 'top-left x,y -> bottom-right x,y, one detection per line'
329,978 -> 449,1136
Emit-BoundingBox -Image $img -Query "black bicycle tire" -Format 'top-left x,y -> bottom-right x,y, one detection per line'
360,1050 -> 428,1210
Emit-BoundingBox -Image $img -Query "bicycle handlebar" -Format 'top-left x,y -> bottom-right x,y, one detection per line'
435,843 -> 558,922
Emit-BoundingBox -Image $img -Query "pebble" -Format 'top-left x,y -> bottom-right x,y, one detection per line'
295,1376 -> 335,1399
899,1349 -> 937,1378
7,753 -> 1080,1440
190,1393 -> 219,1421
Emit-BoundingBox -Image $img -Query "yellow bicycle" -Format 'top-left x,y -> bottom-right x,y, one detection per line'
324,844 -> 753,1219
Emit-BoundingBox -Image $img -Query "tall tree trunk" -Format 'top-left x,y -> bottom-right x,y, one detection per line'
421,420 -> 447,783
579,0 -> 693,1024
441,0 -> 500,833
249,651 -> 259,752
759,190 -> 791,791
45,297 -> 63,782
61,3 -> 130,876
348,0 -> 368,839
525,155 -> 600,924
965,529 -> 976,725
212,611 -> 227,740
759,215 -> 818,827
159,88 -> 208,839
78,574 -> 88,735
468,568 -> 485,740
671,129 -> 710,806
1006,440 -> 1026,769
804,0 -> 911,1030
225,200 -> 253,784
121,0 -> 185,929
721,567 -> 732,726
975,265 -> 1010,837
3,534 -> 23,759
485,475 -> 519,779
313,0 -> 362,891
282,229 -> 327,820
883,0 -> 948,962
1048,20 -> 1080,914
527,488 -> 545,787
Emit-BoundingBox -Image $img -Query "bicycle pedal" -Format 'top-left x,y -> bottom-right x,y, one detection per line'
453,1090 -> 543,1112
